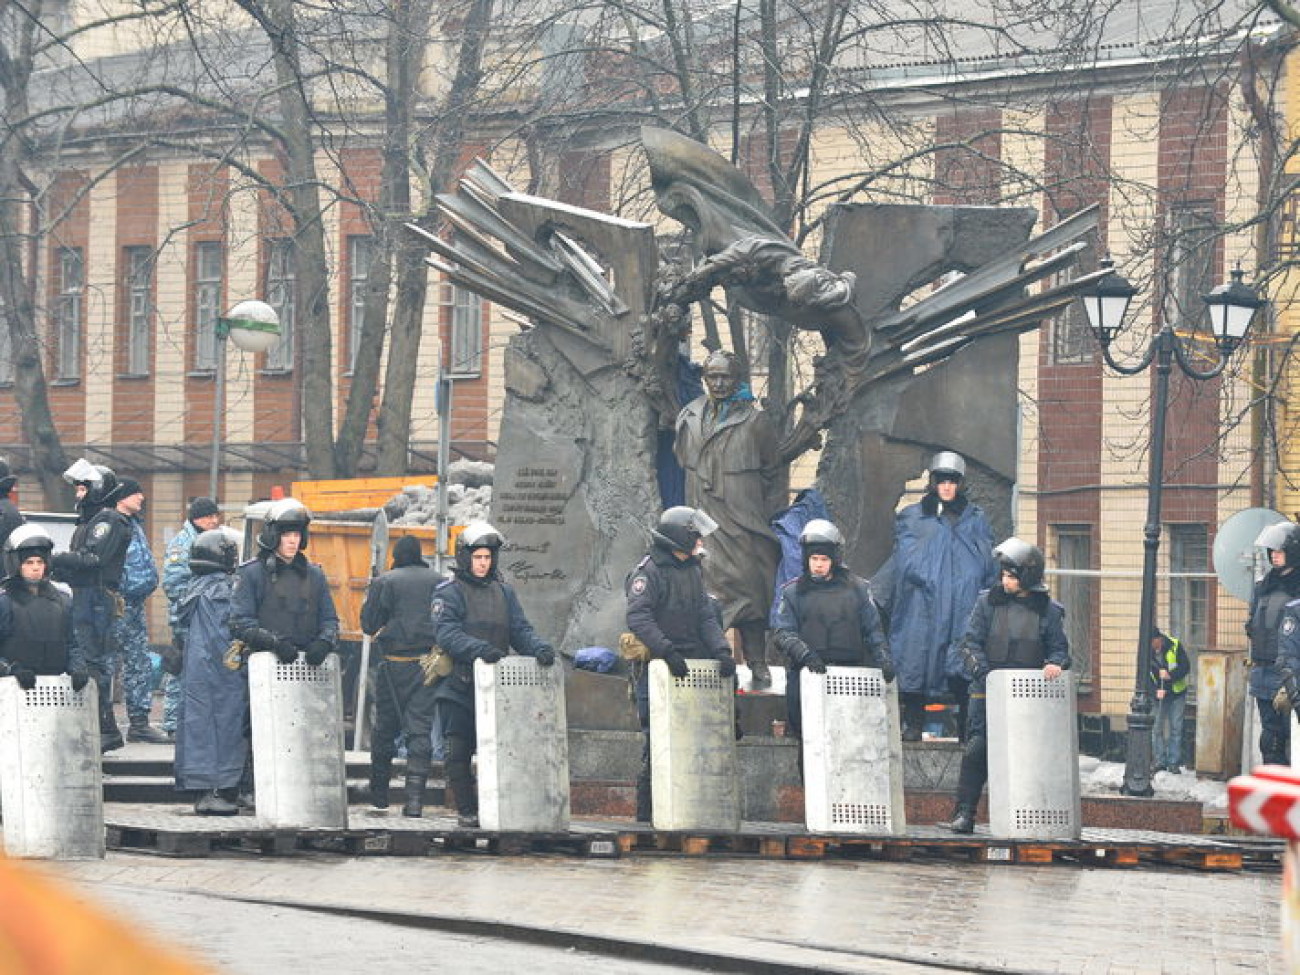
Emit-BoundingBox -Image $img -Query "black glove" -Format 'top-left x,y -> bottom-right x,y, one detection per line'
242,627 -> 279,653
478,646 -> 506,664
534,646 -> 556,667
161,635 -> 185,677
303,639 -> 333,667
717,654 -> 736,678
69,669 -> 90,692
12,666 -> 36,690
274,638 -> 299,665
804,652 -> 827,674
878,656 -> 896,684
661,650 -> 690,678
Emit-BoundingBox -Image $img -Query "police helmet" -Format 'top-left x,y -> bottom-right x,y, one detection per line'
1256,521 -> 1300,569
62,457 -> 101,488
85,467 -> 119,507
799,518 -> 845,568
993,536 -> 1047,592
4,524 -> 54,579
928,450 -> 966,485
257,498 -> 312,552
455,521 -> 504,574
191,527 -> 241,576
651,506 -> 719,555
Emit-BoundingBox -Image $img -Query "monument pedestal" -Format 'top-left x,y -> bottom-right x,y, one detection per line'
649,659 -> 740,830
801,667 -> 905,834
475,656 -> 570,831
249,653 -> 348,828
987,670 -> 1081,839
0,675 -> 104,859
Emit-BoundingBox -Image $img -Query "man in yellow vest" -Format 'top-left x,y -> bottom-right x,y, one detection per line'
1149,627 -> 1191,774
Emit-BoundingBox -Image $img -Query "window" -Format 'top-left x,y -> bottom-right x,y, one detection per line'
265,239 -> 295,372
1169,523 -> 1209,654
1049,262 -> 1096,365
448,284 -> 482,376
123,246 -> 153,375
347,236 -> 372,373
55,246 -> 83,380
742,310 -> 773,378
0,291 -> 11,384
193,241 -> 223,372
1053,526 -> 1094,685
1162,204 -> 1216,330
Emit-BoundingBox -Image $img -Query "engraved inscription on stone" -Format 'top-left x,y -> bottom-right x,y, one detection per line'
496,466 -> 569,583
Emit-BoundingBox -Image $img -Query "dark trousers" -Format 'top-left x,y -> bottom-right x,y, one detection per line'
436,699 -> 477,815
371,659 -> 437,778
953,684 -> 989,811
1258,696 -> 1291,766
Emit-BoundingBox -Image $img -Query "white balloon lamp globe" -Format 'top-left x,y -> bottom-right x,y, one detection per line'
222,299 -> 281,354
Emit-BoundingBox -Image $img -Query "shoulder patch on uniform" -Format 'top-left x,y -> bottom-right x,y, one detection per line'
432,597 -> 444,618
91,522 -> 110,540
1285,615 -> 1297,636
167,552 -> 183,563
630,575 -> 647,596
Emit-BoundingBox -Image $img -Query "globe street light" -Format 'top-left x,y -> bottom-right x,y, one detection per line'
208,300 -> 281,499
1079,259 -> 1265,797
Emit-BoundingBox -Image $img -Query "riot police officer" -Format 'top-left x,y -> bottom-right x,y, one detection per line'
0,457 -> 24,551
0,526 -> 88,693
624,506 -> 736,822
52,469 -> 136,752
360,535 -> 440,811
174,527 -> 246,816
943,538 -> 1070,834
230,499 -> 340,672
433,522 -> 556,826
1248,521 -> 1300,765
772,519 -> 894,739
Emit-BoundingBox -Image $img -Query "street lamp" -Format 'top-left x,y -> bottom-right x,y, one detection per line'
208,300 -> 281,499
1079,258 -> 1265,797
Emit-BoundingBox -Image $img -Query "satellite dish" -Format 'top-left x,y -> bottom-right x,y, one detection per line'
1214,507 -> 1287,603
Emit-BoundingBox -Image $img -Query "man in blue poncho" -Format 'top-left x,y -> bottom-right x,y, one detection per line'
879,451 -> 997,742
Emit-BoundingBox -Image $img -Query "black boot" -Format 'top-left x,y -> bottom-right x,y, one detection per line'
402,775 -> 426,818
445,735 -> 478,826
127,715 -> 169,744
901,696 -> 925,742
368,759 -> 392,810
194,789 -> 239,816
944,804 -> 975,834
99,707 -> 124,752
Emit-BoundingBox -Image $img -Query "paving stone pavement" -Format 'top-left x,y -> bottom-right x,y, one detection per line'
41,850 -> 1281,973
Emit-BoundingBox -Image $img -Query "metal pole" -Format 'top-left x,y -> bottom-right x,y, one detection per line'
435,372 -> 452,574
1121,325 -> 1175,797
208,332 -> 227,500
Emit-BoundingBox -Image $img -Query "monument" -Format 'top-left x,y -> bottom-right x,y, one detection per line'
410,128 -> 1105,667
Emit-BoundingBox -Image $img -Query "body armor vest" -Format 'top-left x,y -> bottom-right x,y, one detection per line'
460,580 -> 509,652
1252,588 -> 1292,665
0,585 -> 71,674
985,598 -> 1046,670
800,581 -> 867,665
256,560 -> 318,646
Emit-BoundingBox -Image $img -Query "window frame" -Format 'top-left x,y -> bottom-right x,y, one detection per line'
54,246 -> 83,382
122,245 -> 153,377
448,283 -> 483,377
192,241 -> 223,374
264,238 -> 296,373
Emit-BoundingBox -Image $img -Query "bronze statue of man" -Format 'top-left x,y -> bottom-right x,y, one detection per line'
674,350 -> 784,688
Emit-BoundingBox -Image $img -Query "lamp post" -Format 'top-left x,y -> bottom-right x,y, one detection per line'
208,300 -> 281,499
1079,260 -> 1265,797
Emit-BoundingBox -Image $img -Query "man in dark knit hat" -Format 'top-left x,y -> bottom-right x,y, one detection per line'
359,535 -> 440,814
161,497 -> 223,739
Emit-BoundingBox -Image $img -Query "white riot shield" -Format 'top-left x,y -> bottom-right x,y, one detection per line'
0,675 -> 104,858
648,658 -> 739,831
987,669 -> 1081,839
248,652 -> 348,828
801,666 -> 906,835
474,656 -> 570,831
